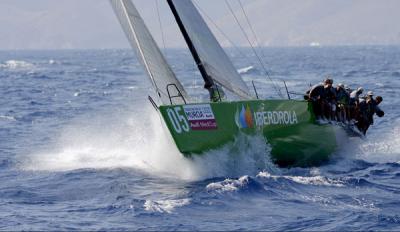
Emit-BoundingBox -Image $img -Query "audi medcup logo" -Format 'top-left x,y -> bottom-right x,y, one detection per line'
235,105 -> 254,129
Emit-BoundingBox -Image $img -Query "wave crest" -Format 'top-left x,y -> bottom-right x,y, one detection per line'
144,198 -> 190,214
206,176 -> 251,193
0,60 -> 34,70
238,66 -> 258,74
257,171 -> 345,187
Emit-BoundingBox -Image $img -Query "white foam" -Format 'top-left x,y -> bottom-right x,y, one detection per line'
125,86 -> 139,90
206,176 -> 250,193
0,115 -> 16,121
144,198 -> 190,214
48,59 -> 61,65
0,60 -> 34,69
238,66 -> 255,74
257,171 -> 344,187
310,167 -> 321,176
21,103 -> 275,181
287,176 -> 344,187
309,42 -> 321,47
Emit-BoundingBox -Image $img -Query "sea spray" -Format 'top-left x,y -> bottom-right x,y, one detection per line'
21,103 -> 277,180
357,119 -> 400,163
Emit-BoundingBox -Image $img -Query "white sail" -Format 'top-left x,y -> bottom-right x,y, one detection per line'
110,0 -> 189,105
170,0 -> 252,100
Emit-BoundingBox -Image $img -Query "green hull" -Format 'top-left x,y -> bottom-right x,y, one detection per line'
159,100 -> 337,167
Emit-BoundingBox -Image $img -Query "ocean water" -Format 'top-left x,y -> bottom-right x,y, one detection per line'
1,47 -> 400,230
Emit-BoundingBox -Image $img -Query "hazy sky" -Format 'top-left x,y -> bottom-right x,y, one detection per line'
0,0 -> 399,50
0,0 -> 241,50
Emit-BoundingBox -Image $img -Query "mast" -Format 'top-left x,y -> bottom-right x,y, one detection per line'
166,0 -> 214,90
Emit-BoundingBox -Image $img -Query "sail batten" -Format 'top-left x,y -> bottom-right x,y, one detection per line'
110,0 -> 189,105
169,0 -> 252,100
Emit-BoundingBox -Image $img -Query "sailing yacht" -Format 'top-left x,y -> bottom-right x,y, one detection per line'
110,0 -> 338,167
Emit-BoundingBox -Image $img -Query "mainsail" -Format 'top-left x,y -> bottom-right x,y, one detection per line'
110,0 -> 189,105
168,0 -> 253,100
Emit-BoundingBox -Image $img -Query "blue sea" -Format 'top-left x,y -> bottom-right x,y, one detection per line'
1,46 -> 400,231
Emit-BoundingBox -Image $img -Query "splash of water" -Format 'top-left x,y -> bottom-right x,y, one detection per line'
319,114 -> 400,164
357,122 -> 400,163
22,104 -> 276,181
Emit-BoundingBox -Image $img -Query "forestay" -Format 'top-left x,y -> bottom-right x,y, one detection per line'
171,0 -> 252,100
110,0 -> 189,105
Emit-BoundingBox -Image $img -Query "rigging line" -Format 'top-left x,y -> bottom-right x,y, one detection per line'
155,0 -> 166,50
224,0 -> 284,98
237,0 -> 258,48
226,0 -> 283,98
237,0 -> 267,59
237,0 -> 277,80
237,0 -> 279,92
192,0 -> 248,60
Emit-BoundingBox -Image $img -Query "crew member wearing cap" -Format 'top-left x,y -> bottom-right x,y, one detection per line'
308,78 -> 334,120
350,87 -> 364,105
349,87 -> 364,121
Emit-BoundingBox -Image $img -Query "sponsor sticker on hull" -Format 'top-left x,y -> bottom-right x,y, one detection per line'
183,104 -> 218,130
235,104 -> 299,129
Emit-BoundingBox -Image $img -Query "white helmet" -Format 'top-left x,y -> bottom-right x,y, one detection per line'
357,87 -> 364,93
367,91 -> 374,96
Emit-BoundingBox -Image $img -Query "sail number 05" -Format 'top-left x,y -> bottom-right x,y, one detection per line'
167,107 -> 190,134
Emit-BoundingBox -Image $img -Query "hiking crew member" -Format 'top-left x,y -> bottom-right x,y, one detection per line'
307,79 -> 384,134
335,83 -> 350,122
308,78 -> 333,119
357,93 -> 384,135
324,80 -> 337,120
349,87 -> 364,121
374,96 -> 385,118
